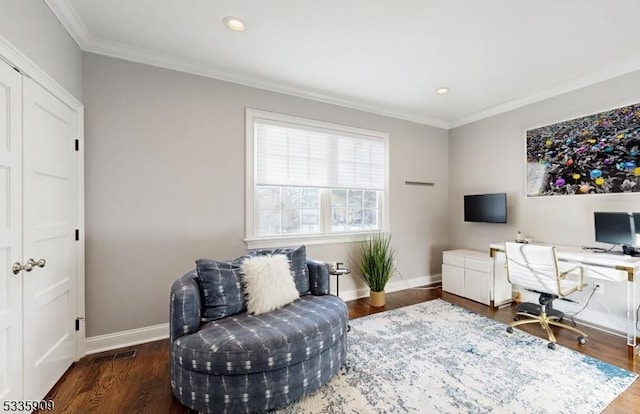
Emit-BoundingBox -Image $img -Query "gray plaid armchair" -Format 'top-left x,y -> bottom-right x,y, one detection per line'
170,258 -> 348,413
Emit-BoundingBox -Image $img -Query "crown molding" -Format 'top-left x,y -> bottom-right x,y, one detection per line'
449,57 -> 640,129
45,1 -> 450,130
85,36 -> 452,129
44,0 -> 91,49
46,0 -> 640,132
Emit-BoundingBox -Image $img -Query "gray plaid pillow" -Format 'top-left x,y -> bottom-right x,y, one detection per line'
196,258 -> 246,321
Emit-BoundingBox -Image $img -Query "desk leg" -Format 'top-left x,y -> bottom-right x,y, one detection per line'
623,267 -> 638,363
336,275 -> 339,298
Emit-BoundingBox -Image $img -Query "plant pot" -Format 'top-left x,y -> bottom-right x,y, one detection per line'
369,290 -> 385,307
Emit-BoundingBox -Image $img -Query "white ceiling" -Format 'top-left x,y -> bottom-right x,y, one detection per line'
47,0 -> 640,129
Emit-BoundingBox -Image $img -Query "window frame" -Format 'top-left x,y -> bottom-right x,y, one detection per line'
245,108 -> 390,249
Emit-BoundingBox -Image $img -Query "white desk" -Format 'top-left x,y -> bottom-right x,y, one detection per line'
489,242 -> 640,362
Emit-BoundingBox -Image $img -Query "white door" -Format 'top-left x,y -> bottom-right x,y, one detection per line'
0,60 -> 23,401
22,78 -> 77,401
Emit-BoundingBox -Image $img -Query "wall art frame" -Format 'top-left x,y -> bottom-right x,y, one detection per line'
526,102 -> 640,197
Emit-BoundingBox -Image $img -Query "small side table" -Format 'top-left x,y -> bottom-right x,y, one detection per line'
329,268 -> 350,297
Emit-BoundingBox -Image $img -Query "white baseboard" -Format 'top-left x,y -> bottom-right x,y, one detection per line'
84,274 -> 442,355
85,323 -> 169,355
337,274 -> 442,302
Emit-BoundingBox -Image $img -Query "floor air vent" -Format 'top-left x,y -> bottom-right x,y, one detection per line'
92,349 -> 138,364
114,349 -> 137,360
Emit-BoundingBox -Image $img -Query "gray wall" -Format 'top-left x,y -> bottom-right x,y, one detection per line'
0,0 -> 82,100
448,69 -> 640,331
449,70 -> 640,251
83,53 -> 449,337
4,0 -> 637,338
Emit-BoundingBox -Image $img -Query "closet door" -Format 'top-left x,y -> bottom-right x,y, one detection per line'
22,78 -> 77,401
0,61 -> 23,401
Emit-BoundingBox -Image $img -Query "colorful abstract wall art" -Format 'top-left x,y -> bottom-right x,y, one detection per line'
526,103 -> 640,197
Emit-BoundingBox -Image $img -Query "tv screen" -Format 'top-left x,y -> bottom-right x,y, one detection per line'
464,193 -> 507,223
594,212 -> 635,246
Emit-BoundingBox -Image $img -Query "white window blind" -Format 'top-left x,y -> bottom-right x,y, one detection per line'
255,119 -> 385,190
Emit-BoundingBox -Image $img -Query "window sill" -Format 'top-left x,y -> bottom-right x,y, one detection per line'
244,232 -> 380,250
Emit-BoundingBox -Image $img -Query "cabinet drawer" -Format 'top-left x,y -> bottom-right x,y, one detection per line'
582,264 -> 628,282
465,257 -> 489,273
443,253 -> 465,267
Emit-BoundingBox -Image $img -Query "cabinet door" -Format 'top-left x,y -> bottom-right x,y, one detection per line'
465,269 -> 490,305
442,263 -> 465,297
0,60 -> 22,401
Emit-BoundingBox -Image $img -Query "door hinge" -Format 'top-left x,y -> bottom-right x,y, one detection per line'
75,317 -> 85,331
75,229 -> 79,241
75,139 -> 79,151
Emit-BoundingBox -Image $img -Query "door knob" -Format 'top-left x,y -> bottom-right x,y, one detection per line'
11,259 -> 46,274
12,261 -> 32,273
27,258 -> 46,268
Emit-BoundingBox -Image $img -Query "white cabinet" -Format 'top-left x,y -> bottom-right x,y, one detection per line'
442,249 -> 511,307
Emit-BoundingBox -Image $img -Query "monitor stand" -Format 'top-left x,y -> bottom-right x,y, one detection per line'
622,245 -> 640,257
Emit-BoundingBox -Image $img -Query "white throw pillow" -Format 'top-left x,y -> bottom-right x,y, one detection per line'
242,254 -> 300,315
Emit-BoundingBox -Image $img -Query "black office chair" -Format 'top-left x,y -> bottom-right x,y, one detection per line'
514,291 -> 564,322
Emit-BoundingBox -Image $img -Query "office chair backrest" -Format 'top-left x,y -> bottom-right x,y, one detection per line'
504,242 -> 561,295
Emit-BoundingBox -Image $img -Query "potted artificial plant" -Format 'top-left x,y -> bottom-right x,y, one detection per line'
353,232 -> 395,307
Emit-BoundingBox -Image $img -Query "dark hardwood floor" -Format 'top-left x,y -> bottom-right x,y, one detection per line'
42,287 -> 639,413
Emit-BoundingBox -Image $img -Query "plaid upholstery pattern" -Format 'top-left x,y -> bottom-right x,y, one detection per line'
170,258 -> 347,413
171,336 -> 346,414
169,271 -> 201,343
249,246 -> 310,295
173,295 -> 347,375
196,259 -> 247,321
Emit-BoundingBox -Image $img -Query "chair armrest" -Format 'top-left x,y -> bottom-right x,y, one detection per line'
307,259 -> 330,296
558,263 -> 585,295
170,270 -> 202,342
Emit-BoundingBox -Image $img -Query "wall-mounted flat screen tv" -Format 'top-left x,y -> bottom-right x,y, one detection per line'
464,193 -> 507,223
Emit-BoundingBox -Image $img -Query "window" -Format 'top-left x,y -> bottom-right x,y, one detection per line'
246,109 -> 389,247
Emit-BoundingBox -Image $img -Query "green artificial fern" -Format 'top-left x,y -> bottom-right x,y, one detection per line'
353,232 -> 395,292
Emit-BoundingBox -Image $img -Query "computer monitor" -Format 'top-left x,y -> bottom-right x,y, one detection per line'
594,212 -> 639,256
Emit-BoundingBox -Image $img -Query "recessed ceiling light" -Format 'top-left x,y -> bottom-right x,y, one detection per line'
223,16 -> 245,32
436,88 -> 449,95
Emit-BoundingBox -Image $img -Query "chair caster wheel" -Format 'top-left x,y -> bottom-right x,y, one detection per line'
548,342 -> 556,350
578,336 -> 587,345
506,327 -> 513,334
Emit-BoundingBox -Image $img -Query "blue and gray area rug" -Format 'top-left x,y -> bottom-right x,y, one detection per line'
278,299 -> 637,413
